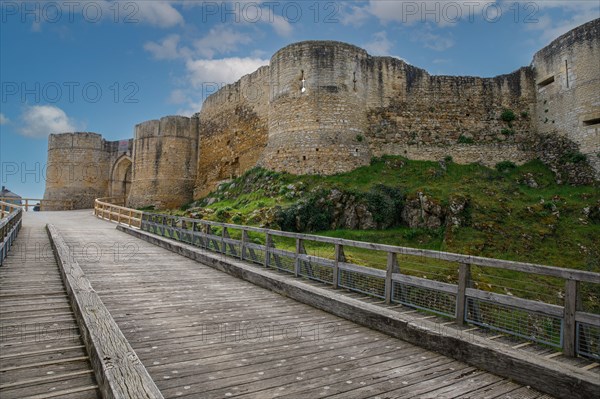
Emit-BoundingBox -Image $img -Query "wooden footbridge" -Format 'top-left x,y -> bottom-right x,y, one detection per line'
0,199 -> 598,399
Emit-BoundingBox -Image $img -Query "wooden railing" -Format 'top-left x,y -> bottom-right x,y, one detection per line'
0,201 -> 23,265
0,197 -> 74,211
94,197 -> 142,228
93,198 -> 600,360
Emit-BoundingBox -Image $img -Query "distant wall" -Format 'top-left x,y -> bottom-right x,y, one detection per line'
194,66 -> 270,198
44,133 -> 111,210
128,116 -> 199,209
363,58 -> 536,167
532,18 -> 600,178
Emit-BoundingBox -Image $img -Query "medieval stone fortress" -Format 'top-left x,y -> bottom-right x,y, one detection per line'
44,18 -> 599,210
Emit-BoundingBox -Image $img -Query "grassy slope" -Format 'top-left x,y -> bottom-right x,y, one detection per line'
180,157 -> 599,273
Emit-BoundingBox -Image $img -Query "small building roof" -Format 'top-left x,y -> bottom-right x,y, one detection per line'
0,186 -> 22,199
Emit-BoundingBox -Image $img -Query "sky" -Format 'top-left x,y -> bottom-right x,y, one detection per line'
1,1 -> 599,199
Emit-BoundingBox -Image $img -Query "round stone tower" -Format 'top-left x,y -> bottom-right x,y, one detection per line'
128,116 -> 199,209
260,41 -> 372,175
43,132 -> 111,210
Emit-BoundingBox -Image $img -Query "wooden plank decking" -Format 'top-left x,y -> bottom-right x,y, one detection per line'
0,213 -> 100,398
41,210 -> 553,399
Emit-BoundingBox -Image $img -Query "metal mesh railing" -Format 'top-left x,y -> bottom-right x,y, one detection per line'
131,211 -> 600,360
268,249 -> 295,274
338,267 -> 386,299
577,322 -> 600,360
298,259 -> 334,284
392,282 -> 456,317
466,298 -> 563,348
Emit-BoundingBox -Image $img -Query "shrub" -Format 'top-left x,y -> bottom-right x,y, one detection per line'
276,190 -> 333,232
500,109 -> 516,123
520,111 -> 529,118
495,161 -> 517,173
562,151 -> 587,164
364,185 -> 405,227
501,128 -> 515,136
444,155 -> 453,163
355,134 -> 364,142
458,135 -> 474,144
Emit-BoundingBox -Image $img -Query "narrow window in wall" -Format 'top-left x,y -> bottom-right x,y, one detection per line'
353,72 -> 357,91
300,70 -> 306,93
302,155 -> 306,161
565,60 -> 569,88
583,117 -> 600,126
537,75 -> 555,88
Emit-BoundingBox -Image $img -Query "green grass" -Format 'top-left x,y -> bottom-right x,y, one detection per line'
169,156 -> 599,274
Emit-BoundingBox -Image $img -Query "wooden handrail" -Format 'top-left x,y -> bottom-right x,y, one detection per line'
0,197 -> 75,212
94,197 -> 142,228
0,200 -> 23,265
95,198 -> 600,359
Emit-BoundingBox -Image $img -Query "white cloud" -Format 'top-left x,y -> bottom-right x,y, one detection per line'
0,113 -> 9,125
131,1 -> 185,28
363,31 -> 394,56
260,8 -> 293,37
19,105 -> 77,138
367,1 -> 489,26
517,1 -> 600,44
144,34 -> 191,60
185,57 -> 268,88
340,4 -> 371,27
411,29 -> 455,51
26,0 -> 184,32
194,26 -> 253,59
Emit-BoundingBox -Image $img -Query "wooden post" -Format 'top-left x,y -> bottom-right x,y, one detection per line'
385,252 -> 399,304
563,279 -> 578,357
294,238 -> 305,277
241,230 -> 248,260
333,244 -> 345,289
456,262 -> 471,325
264,233 -> 272,268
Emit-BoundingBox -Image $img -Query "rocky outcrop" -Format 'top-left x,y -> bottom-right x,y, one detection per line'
401,192 -> 444,229
529,134 -> 595,185
401,192 -> 470,229
329,190 -> 376,230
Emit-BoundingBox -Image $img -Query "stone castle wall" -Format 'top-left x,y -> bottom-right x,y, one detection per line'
532,18 -> 600,178
43,19 -> 599,209
194,66 -> 270,198
260,41 -> 372,175
128,116 -> 199,209
43,133 -> 129,210
363,59 -> 536,167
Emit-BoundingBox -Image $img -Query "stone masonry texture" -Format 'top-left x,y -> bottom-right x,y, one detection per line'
44,19 -> 600,209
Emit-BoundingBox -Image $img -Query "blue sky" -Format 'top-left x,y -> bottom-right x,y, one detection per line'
1,1 -> 599,199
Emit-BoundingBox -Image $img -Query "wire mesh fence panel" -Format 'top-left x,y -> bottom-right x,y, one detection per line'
466,297 -> 563,347
206,234 -> 223,253
223,240 -> 241,257
392,281 -> 457,317
577,322 -> 600,360
244,245 -> 266,266
298,258 -> 334,284
338,267 -> 385,298
269,249 -> 295,274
